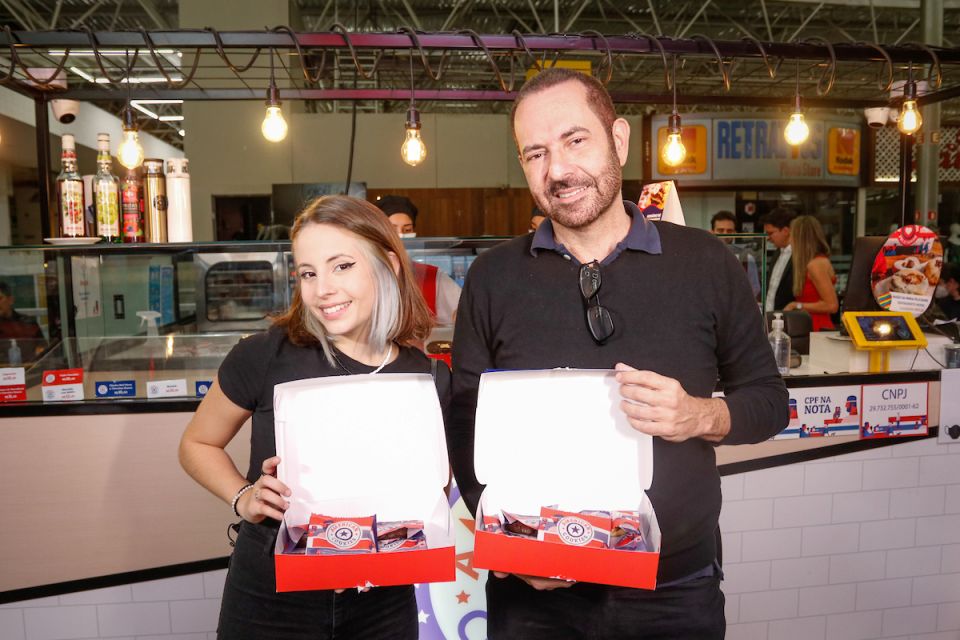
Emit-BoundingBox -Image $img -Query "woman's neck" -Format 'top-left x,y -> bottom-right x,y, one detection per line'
334,336 -> 394,367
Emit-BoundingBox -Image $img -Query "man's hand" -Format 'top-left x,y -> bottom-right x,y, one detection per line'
615,363 -> 730,443
492,571 -> 575,591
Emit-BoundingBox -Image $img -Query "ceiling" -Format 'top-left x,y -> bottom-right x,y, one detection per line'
1,0 -> 958,148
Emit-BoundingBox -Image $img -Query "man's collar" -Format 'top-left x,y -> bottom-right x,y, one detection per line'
530,200 -> 662,259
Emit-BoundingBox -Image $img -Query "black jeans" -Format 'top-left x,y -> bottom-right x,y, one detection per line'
486,572 -> 725,640
217,521 -> 418,640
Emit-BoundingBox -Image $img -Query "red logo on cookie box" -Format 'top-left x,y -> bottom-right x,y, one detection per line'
43,369 -> 84,385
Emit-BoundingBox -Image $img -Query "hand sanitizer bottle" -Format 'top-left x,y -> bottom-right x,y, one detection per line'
769,312 -> 791,376
8,339 -> 21,366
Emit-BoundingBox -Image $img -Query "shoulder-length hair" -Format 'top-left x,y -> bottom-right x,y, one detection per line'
790,215 -> 831,296
274,195 -> 434,364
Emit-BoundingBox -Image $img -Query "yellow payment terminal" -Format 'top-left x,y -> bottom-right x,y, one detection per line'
841,311 -> 927,372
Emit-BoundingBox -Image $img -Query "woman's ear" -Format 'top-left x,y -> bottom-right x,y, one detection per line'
387,251 -> 402,277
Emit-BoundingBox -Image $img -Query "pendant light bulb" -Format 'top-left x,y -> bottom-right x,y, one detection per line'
401,106 -> 427,167
898,97 -> 922,135
261,83 -> 288,142
661,113 -> 686,167
898,77 -> 922,135
784,112 -> 810,146
117,105 -> 144,169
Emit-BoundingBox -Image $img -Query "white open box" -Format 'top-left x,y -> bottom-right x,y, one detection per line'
272,373 -> 455,592
472,369 -> 661,589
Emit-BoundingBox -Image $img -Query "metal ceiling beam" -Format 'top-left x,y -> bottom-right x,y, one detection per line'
53,86 -> 892,108
135,0 -> 170,30
69,0 -> 110,29
3,31 -> 956,65
49,0 -> 63,29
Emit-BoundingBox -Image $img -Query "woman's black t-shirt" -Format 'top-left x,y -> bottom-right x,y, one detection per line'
218,324 -> 451,489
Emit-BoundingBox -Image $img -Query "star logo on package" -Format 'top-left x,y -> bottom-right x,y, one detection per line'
557,516 -> 593,546
326,521 -> 362,549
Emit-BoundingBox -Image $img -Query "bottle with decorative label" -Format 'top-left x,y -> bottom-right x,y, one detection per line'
93,132 -> 121,243
56,134 -> 89,238
121,166 -> 145,243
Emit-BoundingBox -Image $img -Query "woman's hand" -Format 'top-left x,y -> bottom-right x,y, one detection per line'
783,301 -> 798,311
237,456 -> 291,523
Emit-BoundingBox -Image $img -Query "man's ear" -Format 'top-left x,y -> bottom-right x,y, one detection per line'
387,251 -> 402,277
611,118 -> 630,166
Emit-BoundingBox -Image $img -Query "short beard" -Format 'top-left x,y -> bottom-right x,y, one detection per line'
535,148 -> 622,230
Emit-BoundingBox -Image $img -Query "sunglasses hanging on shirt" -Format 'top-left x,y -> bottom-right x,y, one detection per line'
579,261 -> 615,344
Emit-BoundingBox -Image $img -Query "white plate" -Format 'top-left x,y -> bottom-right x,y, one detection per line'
43,237 -> 103,246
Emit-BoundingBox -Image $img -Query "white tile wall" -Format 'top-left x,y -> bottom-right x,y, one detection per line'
722,437 -> 960,640
3,438 -> 958,640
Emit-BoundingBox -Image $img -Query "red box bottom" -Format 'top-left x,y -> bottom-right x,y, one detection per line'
275,545 -> 455,592
473,529 -> 659,590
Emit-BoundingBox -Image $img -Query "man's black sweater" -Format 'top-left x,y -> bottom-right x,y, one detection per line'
449,213 -> 789,584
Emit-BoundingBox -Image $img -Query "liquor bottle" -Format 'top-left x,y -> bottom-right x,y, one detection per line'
121,166 -> 146,243
56,134 -> 89,238
93,133 -> 122,243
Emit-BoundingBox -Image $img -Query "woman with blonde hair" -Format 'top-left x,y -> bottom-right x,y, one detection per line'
784,215 -> 838,331
179,195 -> 445,639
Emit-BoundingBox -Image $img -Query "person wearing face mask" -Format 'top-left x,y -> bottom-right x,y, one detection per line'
936,264 -> 960,320
179,195 -> 448,640
375,195 -> 462,325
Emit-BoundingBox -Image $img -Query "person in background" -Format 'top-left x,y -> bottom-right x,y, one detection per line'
376,195 -> 461,325
710,211 -> 761,299
936,263 -> 960,320
449,67 -> 788,639
179,195 -> 446,640
783,215 -> 838,331
0,281 -> 46,360
761,208 -> 795,313
529,206 -> 546,232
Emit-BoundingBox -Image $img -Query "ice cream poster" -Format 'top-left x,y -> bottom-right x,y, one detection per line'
870,225 -> 942,316
860,382 -> 929,439
637,180 -> 686,226
777,386 -> 861,439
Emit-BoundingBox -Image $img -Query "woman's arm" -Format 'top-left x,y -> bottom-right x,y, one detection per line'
785,257 -> 839,314
178,379 -> 289,522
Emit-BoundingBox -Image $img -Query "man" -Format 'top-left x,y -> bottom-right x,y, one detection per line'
0,281 -> 45,361
375,195 -> 461,325
529,206 -> 546,232
449,68 -> 788,638
936,263 -> 960,320
710,210 -> 761,299
761,208 -> 795,313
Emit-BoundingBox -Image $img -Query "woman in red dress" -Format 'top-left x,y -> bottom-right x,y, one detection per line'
783,215 -> 839,331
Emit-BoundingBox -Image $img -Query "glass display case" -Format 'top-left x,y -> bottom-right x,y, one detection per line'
0,238 -> 506,405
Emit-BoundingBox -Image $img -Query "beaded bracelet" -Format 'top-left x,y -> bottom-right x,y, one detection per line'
231,483 -> 255,517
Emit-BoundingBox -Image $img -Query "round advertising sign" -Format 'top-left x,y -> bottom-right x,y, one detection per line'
870,225 -> 943,316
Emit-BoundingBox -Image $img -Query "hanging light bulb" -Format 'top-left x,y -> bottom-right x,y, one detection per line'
401,52 -> 426,166
261,50 -> 288,142
898,78 -> 922,135
661,56 -> 686,168
661,112 -> 686,167
401,105 -> 427,166
117,104 -> 144,169
784,61 -> 810,146
261,100 -> 288,142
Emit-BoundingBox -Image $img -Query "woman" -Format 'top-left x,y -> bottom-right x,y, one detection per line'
783,215 -> 839,331
179,195 -> 445,640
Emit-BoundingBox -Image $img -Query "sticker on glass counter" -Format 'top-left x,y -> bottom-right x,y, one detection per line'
777,386 -> 861,439
42,368 -> 84,402
0,367 -> 26,402
860,382 -> 929,439
95,380 -> 136,398
147,378 -> 187,398
195,380 -> 212,397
